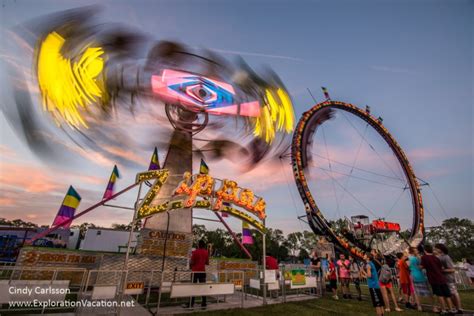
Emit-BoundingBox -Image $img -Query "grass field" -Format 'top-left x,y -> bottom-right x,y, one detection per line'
184,288 -> 474,316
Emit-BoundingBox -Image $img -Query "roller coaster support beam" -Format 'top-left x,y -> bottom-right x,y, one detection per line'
28,182 -> 139,244
214,212 -> 253,260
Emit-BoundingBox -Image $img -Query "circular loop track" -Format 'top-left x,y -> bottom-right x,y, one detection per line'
291,100 -> 424,258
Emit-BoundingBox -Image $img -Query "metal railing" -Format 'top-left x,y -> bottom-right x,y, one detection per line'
0,266 -> 87,314
2,263 -> 469,315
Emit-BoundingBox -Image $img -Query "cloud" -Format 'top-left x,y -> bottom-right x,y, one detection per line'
0,144 -> 16,159
407,147 -> 469,162
103,145 -> 148,167
208,48 -> 305,62
0,162 -> 62,193
0,197 -> 16,206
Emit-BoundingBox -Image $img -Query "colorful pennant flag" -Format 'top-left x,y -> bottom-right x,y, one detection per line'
199,158 -> 209,175
103,165 -> 120,200
52,186 -> 81,228
321,87 -> 330,100
242,221 -> 254,244
148,147 -> 160,171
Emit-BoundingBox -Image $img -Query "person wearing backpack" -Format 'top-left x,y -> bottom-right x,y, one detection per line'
349,255 -> 362,301
379,258 -> 402,312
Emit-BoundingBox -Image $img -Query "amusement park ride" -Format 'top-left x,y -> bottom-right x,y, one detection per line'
6,8 -> 424,262
291,100 -> 425,258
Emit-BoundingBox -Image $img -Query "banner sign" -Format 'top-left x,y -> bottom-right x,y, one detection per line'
135,170 -> 266,232
264,270 -> 277,283
291,269 -> 306,286
124,282 -> 144,295
136,229 -> 193,258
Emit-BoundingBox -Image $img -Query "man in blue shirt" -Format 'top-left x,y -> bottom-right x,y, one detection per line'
364,253 -> 385,316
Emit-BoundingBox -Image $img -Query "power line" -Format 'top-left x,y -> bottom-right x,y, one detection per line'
310,151 -> 403,182
338,123 -> 369,204
279,158 -> 305,231
318,166 -> 379,219
312,166 -> 407,190
426,184 -> 450,220
321,125 -> 341,219
383,188 -> 407,219
339,111 -> 405,182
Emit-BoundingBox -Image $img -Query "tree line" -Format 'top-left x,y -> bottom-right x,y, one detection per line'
1,217 -> 472,262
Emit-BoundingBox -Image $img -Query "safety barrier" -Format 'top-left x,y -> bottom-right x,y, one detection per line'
0,266 -> 86,314
2,263 -> 469,314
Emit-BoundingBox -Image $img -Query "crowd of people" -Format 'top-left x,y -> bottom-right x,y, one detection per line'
310,243 -> 468,315
183,239 -> 469,314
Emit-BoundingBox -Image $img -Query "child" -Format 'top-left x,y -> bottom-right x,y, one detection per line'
396,251 -> 413,308
365,253 -> 385,316
349,255 -> 362,301
337,253 -> 351,298
379,258 -> 402,312
328,257 -> 338,300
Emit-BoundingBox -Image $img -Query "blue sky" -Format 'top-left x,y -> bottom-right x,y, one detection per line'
0,0 -> 472,234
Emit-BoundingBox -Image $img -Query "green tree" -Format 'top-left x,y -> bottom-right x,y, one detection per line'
71,222 -> 97,239
192,224 -> 207,248
300,230 -> 319,254
425,218 -> 474,261
3,219 -> 39,228
298,248 -> 310,262
111,220 -> 142,231
287,232 -> 303,257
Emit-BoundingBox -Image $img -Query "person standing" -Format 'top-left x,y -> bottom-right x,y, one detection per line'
396,251 -> 413,308
310,250 -> 322,277
365,253 -> 385,316
183,240 -> 209,309
349,255 -> 362,301
337,253 -> 351,298
462,258 -> 474,285
310,250 -> 322,294
420,244 -> 454,314
321,254 -> 329,276
435,243 -> 463,314
379,258 -> 402,312
328,257 -> 339,300
408,246 -> 433,312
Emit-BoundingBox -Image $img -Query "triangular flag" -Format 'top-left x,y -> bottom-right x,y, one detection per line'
148,147 -> 160,171
242,221 -> 253,244
321,87 -> 330,100
103,165 -> 120,200
52,186 -> 81,228
199,158 -> 209,175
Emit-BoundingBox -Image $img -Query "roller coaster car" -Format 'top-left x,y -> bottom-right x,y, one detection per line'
348,215 -> 400,239
371,220 -> 401,233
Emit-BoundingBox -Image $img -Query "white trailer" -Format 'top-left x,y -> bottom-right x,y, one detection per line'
80,228 -> 139,253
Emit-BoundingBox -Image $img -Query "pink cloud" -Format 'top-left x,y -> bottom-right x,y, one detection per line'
0,197 -> 16,206
103,145 -> 148,166
407,147 -> 469,162
0,145 -> 16,159
0,162 -> 62,193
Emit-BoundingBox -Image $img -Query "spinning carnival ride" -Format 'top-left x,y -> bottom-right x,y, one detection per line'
291,100 -> 424,259
5,8 -> 425,259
